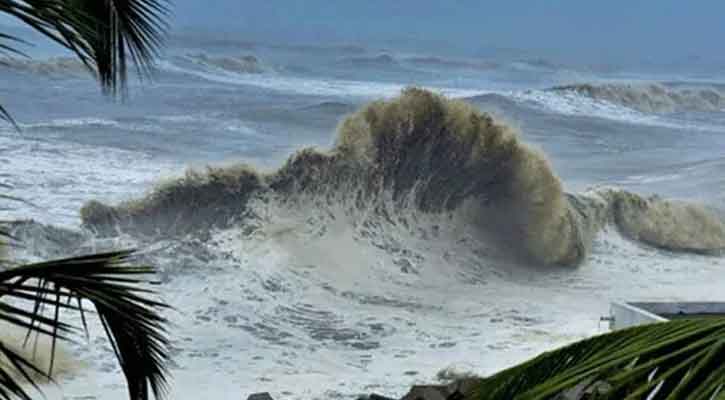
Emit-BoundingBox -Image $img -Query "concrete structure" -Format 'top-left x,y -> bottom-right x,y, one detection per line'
609,302 -> 725,330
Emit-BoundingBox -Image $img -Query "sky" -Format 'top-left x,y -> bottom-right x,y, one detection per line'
2,1 -> 724,66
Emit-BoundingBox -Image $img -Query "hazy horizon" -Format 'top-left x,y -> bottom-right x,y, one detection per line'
169,0 -> 725,67
3,1 -> 725,68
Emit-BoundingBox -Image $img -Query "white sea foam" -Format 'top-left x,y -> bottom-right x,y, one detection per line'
507,89 -> 725,132
0,132 -> 179,228
158,60 -> 485,99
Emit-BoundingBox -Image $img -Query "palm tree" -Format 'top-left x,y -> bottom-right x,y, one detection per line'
0,1 -> 171,399
471,318 -> 725,399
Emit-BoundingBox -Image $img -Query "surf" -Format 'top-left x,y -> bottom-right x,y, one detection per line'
550,82 -> 725,113
80,88 -> 725,266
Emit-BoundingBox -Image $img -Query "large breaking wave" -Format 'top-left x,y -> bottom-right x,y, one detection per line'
81,88 -> 725,266
550,82 -> 725,113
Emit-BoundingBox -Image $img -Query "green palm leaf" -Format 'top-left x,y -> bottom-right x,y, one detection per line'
60,0 -> 170,95
0,105 -> 17,128
0,0 -> 168,124
472,318 -> 725,399
0,250 -> 171,400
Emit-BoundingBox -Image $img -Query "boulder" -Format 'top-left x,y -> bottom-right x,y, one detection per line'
401,385 -> 464,400
401,379 -> 479,400
366,395 -> 397,400
247,393 -> 274,400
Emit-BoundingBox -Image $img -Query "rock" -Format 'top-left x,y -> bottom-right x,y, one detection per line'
401,385 -> 461,400
247,393 -> 274,400
365,395 -> 397,400
401,379 -> 479,400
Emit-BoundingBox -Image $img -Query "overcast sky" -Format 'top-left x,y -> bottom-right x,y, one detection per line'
3,1 -> 724,65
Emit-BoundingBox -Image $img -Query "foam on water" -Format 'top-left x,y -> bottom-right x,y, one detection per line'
551,82 -> 725,113
0,131 -> 178,227
9,202 -> 725,399
505,89 -> 725,133
28,89 -> 718,398
19,117 -> 121,130
3,51 -> 725,400
82,89 -> 725,265
158,59 -> 486,99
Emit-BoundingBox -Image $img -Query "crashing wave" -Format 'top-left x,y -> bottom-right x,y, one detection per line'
550,83 -> 725,113
0,57 -> 88,77
81,88 -> 725,266
185,53 -> 264,74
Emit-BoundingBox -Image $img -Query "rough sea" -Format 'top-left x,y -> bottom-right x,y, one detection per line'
2,29 -> 725,399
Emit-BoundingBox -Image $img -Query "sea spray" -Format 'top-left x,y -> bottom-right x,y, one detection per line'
81,88 -> 725,265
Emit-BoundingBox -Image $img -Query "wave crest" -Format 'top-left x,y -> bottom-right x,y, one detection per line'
0,57 -> 88,76
185,53 -> 264,74
81,88 -> 725,266
337,54 -> 399,68
550,82 -> 725,113
404,56 -> 499,71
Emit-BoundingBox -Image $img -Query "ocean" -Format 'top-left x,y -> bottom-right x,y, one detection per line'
2,30 -> 725,399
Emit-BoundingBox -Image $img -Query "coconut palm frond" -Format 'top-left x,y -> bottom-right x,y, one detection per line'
61,0 -> 170,95
0,31 -> 29,58
0,104 -> 17,130
0,250 -> 171,400
0,341 -> 51,400
0,0 -> 169,95
472,318 -> 725,400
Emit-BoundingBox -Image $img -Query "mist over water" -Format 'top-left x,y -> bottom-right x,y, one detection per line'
3,15 -> 725,399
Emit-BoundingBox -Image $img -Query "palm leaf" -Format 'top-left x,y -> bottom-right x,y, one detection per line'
60,0 -> 170,95
471,318 -> 725,399
0,104 -> 17,130
0,250 -> 171,400
0,32 -> 30,57
0,0 -> 169,123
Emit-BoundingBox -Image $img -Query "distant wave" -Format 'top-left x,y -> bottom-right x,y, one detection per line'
0,57 -> 88,77
270,43 -> 367,55
337,54 -> 399,68
82,89 -> 725,267
21,117 -> 119,130
497,89 -> 725,133
511,58 -> 563,71
158,60 -> 483,98
185,53 -> 264,74
404,56 -> 499,71
550,82 -> 725,113
299,101 -> 356,115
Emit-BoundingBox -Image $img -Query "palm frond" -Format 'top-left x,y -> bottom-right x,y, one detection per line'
0,250 -> 171,400
0,32 -> 29,56
0,104 -> 17,130
60,0 -> 170,95
472,318 -> 725,399
0,0 -> 168,94
0,341 -> 50,400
